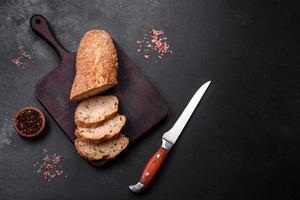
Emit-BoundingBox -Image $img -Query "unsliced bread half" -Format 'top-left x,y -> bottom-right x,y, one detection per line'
75,95 -> 118,128
75,115 -> 126,143
70,30 -> 118,101
74,134 -> 129,160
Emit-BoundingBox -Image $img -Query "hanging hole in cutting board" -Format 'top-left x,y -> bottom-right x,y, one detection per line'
35,19 -> 41,24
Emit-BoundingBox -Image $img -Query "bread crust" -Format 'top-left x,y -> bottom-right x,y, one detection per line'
74,134 -> 129,161
70,30 -> 118,101
75,115 -> 126,144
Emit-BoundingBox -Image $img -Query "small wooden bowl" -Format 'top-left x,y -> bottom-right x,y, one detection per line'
13,106 -> 46,138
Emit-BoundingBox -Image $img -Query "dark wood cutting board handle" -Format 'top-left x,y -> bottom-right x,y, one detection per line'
30,15 -> 71,61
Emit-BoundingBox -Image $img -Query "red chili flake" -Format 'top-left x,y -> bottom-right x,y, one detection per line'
136,28 -> 172,61
33,149 -> 67,182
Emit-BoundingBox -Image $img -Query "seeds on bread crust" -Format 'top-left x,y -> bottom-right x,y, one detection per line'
74,134 -> 129,160
70,30 -> 118,101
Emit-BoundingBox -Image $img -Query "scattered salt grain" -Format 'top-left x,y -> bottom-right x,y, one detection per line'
33,149 -> 66,182
136,29 -> 173,61
11,45 -> 32,69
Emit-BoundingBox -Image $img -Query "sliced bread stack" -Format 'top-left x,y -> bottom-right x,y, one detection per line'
74,95 -> 129,161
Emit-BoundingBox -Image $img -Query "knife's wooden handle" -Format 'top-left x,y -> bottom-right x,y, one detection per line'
129,147 -> 169,192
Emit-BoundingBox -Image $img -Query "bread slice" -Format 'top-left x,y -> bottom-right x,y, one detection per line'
70,30 -> 118,101
75,95 -> 118,128
75,115 -> 126,143
74,134 -> 129,160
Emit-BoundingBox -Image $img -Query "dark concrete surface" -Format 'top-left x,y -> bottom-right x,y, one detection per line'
0,0 -> 299,199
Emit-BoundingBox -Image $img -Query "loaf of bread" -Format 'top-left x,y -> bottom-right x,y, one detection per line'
70,30 -> 118,101
75,115 -> 126,143
75,134 -> 129,160
75,95 -> 118,128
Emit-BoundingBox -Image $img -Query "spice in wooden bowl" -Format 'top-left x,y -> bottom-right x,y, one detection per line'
13,107 -> 45,138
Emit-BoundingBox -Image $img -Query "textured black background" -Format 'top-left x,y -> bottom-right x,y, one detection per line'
0,0 -> 299,199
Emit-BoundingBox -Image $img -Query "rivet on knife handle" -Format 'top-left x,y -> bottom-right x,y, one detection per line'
129,139 -> 172,192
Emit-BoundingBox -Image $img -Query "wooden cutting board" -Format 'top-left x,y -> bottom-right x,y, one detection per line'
30,15 -> 168,166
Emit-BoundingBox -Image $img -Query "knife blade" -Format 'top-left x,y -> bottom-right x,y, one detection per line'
129,81 -> 211,192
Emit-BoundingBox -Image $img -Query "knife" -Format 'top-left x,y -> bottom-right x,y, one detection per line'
129,81 -> 211,192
